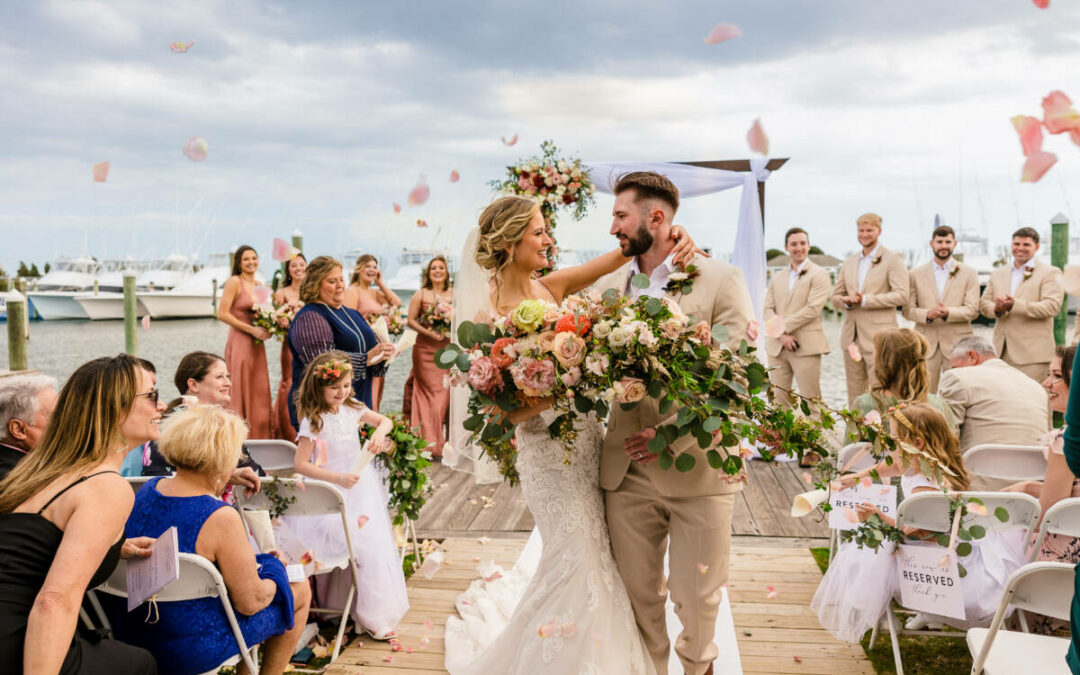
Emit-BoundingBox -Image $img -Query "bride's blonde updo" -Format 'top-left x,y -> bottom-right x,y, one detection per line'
475,195 -> 539,274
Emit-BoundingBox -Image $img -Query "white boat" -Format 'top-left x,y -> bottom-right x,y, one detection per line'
141,254 -> 195,291
384,247 -> 455,294
138,255 -> 261,319
73,259 -> 153,320
26,257 -> 99,320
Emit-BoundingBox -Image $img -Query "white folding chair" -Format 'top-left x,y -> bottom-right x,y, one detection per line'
236,478 -> 360,662
967,562 -> 1075,675
827,443 -> 877,561
877,491 -> 1042,675
93,554 -> 260,675
244,440 -> 298,472
126,476 -> 153,493
1029,497 -> 1080,563
962,444 -> 1048,483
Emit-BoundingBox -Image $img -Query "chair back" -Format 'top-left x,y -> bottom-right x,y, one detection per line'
1002,561 -> 1076,621
837,442 -> 875,473
244,440 -> 298,472
126,476 -> 153,494
1029,497 -> 1080,561
962,444 -> 1048,482
235,477 -> 346,517
897,491 -> 1041,537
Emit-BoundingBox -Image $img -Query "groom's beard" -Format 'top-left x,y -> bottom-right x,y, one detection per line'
619,223 -> 654,257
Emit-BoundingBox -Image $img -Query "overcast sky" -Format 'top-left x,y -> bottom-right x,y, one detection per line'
2,0 -> 1079,276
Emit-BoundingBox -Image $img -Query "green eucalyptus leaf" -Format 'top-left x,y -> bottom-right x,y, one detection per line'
462,414 -> 485,431
631,273 -> 651,289
647,435 -> 668,454
647,379 -> 663,399
711,324 -> 730,344
703,416 -> 723,432
994,507 -> 1010,523
645,297 -> 662,316
969,525 -> 986,539
435,348 -> 460,368
457,320 -> 475,346
706,449 -> 723,469
956,542 -> 973,557
675,453 -> 696,472
658,396 -> 674,415
658,450 -> 674,470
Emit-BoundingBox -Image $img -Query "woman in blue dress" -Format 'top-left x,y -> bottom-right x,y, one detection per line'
286,256 -> 394,429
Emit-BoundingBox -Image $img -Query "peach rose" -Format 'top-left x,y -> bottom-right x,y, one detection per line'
614,377 -> 647,403
536,330 -> 557,353
692,320 -> 712,344
552,332 -> 586,368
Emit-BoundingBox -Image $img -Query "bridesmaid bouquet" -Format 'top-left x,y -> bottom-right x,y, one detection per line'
367,305 -> 407,337
420,299 -> 453,338
252,302 -> 300,343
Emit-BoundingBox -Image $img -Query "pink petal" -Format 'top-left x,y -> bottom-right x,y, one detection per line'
765,585 -> 778,599
860,476 -> 873,488
864,410 -> 882,425
419,637 -> 431,647
272,238 -> 291,262
765,315 -> 785,338
1033,0 -> 1049,8
423,618 -> 434,631
537,620 -> 558,638
416,219 -> 428,228
967,502 -> 988,516
1042,90 -> 1080,134
182,136 -> 208,162
141,314 -> 151,330
560,622 -> 577,637
300,550 -> 315,565
251,285 -> 271,305
484,571 -> 503,582
801,471 -> 813,484
393,202 -> 402,214
382,656 -> 393,663
697,563 -> 709,574
746,118 -> 769,155
407,177 -> 430,206
1010,115 -> 1044,156
843,506 -> 858,524
357,515 -> 370,529
847,343 -> 863,362
169,40 -> 196,53
704,23 -> 742,45
501,133 -> 519,146
92,161 -> 110,182
449,169 -> 460,183
1062,266 -> 1080,297
1021,151 -> 1058,182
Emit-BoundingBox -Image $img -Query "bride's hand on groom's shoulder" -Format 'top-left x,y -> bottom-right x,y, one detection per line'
670,225 -> 708,268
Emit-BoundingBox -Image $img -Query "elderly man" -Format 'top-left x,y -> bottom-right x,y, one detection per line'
0,374 -> 59,480
937,336 -> 1048,453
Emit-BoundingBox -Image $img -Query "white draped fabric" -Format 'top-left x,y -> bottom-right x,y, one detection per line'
584,159 -> 771,350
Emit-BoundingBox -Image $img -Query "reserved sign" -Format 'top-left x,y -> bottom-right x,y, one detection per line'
896,544 -> 966,621
828,483 -> 898,530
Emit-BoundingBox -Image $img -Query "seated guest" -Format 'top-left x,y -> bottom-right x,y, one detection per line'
937,335 -> 1048,453
106,405 -> 311,675
0,374 -> 58,480
0,355 -> 161,674
846,328 -> 955,439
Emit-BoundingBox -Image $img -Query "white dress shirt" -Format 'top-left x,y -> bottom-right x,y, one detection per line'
1010,261 -> 1029,295
788,259 -> 808,294
857,245 -> 880,292
627,253 -> 676,300
933,259 -> 952,299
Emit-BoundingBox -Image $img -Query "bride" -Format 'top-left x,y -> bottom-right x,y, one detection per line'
443,195 -> 700,674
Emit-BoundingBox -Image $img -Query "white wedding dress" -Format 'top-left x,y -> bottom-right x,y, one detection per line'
443,408 -> 656,675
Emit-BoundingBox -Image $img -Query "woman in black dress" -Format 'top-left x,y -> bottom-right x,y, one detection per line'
0,354 -> 164,674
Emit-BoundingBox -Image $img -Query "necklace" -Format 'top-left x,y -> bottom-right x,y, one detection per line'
318,303 -> 367,353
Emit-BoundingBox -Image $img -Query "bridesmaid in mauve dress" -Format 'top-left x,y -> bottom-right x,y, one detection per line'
343,254 -> 401,412
271,253 -> 306,440
217,245 -> 272,439
404,257 -> 452,458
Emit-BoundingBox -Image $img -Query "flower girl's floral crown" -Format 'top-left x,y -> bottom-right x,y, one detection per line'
314,359 -> 350,382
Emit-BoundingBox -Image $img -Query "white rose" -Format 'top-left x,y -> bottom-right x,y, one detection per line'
592,321 -> 612,339
668,272 -> 689,282
608,326 -> 632,349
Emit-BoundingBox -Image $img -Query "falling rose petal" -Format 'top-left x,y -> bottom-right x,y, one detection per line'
1011,115 -> 1044,156
472,556 -> 480,562
1042,90 -> 1080,134
251,285 -> 272,305
390,642 -> 403,652
449,169 -> 460,183
746,319 -> 759,341
793,656 -> 803,664
501,133 -> 519,146
407,177 -> 430,206
272,238 -> 292,262
406,647 -> 414,653
294,475 -> 306,491
393,202 -> 402,214
477,537 -> 490,545
300,550 -> 315,565
878,486 -> 891,496
765,585 -> 778,600
1032,0 -> 1049,6
382,656 -> 393,663
697,563 -> 710,574
561,622 -> 577,637
860,476 -> 873,488
357,515 -> 370,529
704,22 -> 742,45
843,506 -> 858,524
765,315 -> 785,339
92,161 -> 110,182
537,621 -> 558,638
419,637 -> 431,647
968,502 -> 989,516
141,314 -> 151,330
801,471 -> 813,484
169,40 -> 196,53
830,480 -> 844,492
746,118 -> 769,155
182,136 -> 208,162
416,219 -> 428,228
1021,151 -> 1058,183
423,618 -> 434,631
484,571 -> 503,582
847,343 -> 863,362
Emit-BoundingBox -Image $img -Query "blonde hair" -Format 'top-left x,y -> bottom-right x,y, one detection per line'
857,212 -> 882,228
159,405 -> 247,477
0,355 -> 141,513
475,195 -> 540,274
871,328 -> 930,410
350,254 -> 378,286
296,351 -> 363,433
299,256 -> 343,304
890,403 -> 969,490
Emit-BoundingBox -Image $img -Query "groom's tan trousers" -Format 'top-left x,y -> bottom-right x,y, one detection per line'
606,464 -> 735,675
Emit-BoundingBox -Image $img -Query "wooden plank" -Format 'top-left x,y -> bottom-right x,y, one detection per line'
740,465 -> 788,538
466,479 -> 528,531
773,463 -> 829,538
751,464 -> 809,537
731,489 -> 760,536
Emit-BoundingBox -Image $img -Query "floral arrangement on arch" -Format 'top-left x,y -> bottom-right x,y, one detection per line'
489,140 -> 597,273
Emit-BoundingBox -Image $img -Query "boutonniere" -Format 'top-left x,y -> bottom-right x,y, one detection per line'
948,264 -> 960,279
871,255 -> 882,266
1023,265 -> 1034,281
798,268 -> 808,279
664,264 -> 700,295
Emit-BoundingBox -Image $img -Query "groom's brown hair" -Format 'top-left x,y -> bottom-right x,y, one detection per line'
613,172 -> 680,213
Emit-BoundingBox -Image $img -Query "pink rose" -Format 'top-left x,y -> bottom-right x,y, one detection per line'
560,366 -> 582,387
659,318 -> 684,340
510,357 -> 557,397
585,352 -> 609,377
537,330 -> 557,353
467,357 -> 504,396
692,320 -> 712,344
552,332 -> 586,368
614,377 -> 647,403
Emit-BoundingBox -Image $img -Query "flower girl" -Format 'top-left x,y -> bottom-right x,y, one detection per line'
812,403 -> 971,642
286,351 -> 408,640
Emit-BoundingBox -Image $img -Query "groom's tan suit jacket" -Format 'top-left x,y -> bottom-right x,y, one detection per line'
596,254 -> 755,498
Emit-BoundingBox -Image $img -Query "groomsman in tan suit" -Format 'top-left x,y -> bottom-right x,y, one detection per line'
902,224 -> 980,393
598,172 -> 753,675
979,227 -> 1064,383
763,227 -> 830,403
830,213 -> 910,403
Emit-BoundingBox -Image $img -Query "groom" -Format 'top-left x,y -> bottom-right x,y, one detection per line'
597,171 -> 754,675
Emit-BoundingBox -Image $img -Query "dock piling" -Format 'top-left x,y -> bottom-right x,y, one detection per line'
5,290 -> 28,371
1052,212 -> 1070,346
123,273 -> 137,355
